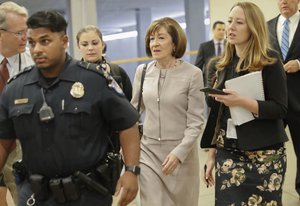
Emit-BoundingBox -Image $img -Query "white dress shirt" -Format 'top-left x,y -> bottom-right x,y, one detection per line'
213,39 -> 225,56
277,11 -> 300,48
0,47 -> 34,78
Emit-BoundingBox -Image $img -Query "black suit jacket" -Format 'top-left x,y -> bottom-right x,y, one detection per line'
268,14 -> 300,114
195,40 -> 225,86
195,40 -> 216,71
201,51 -> 288,150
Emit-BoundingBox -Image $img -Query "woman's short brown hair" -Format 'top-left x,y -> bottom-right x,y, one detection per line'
145,17 -> 186,58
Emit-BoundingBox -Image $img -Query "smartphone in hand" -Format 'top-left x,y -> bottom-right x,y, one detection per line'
204,164 -> 209,188
200,87 -> 227,95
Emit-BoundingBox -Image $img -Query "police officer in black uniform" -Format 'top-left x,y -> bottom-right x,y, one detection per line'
0,10 -> 140,206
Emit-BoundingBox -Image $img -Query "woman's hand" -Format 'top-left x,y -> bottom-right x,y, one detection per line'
210,89 -> 241,107
162,153 -> 180,176
210,89 -> 258,115
202,148 -> 216,188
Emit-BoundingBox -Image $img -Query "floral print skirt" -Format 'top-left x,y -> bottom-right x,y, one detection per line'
215,129 -> 287,206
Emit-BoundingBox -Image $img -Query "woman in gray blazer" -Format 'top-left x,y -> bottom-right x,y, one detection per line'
131,17 -> 205,206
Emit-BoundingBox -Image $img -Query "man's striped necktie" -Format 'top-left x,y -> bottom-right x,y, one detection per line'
281,19 -> 289,60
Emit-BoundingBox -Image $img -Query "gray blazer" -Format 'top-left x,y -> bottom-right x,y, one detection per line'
131,61 -> 206,162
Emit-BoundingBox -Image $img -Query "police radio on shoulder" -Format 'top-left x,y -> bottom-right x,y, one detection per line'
125,165 -> 140,175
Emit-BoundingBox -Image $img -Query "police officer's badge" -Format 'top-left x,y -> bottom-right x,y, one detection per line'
70,82 -> 84,98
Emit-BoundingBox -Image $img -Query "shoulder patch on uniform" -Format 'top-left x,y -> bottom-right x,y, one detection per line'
77,61 -> 105,76
7,66 -> 33,84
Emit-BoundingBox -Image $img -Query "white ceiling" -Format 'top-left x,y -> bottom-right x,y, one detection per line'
12,0 -> 185,35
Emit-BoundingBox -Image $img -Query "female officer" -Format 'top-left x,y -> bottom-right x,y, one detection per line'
76,25 -> 132,101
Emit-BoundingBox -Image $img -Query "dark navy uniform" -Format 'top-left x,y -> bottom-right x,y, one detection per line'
0,55 -> 139,206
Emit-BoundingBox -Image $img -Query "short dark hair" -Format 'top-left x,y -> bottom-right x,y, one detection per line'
27,10 -> 67,34
212,21 -> 225,30
145,17 -> 186,58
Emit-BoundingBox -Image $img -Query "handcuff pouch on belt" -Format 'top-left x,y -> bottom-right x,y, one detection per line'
95,129 -> 123,195
29,174 -> 49,202
12,160 -> 28,185
29,174 -> 80,203
28,155 -> 121,204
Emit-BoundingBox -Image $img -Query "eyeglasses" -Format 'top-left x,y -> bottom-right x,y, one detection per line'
0,29 -> 27,37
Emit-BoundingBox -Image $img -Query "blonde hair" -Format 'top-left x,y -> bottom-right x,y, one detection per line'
145,17 -> 186,58
0,1 -> 28,29
217,2 -> 276,72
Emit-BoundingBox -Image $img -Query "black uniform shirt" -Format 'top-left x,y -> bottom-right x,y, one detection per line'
0,55 -> 139,178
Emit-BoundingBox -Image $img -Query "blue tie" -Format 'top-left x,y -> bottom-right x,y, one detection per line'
281,19 -> 289,60
217,42 -> 222,56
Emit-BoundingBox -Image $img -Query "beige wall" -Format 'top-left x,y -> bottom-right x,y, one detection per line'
210,0 -> 279,29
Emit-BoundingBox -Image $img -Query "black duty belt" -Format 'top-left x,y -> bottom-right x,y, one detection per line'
28,171 -> 109,204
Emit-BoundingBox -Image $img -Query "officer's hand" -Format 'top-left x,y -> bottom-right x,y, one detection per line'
115,171 -> 138,206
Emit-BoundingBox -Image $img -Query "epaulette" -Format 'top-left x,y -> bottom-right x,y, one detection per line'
7,66 -> 34,84
77,61 -> 105,76
77,61 -> 125,96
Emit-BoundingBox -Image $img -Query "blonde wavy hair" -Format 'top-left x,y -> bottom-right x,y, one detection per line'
216,2 -> 276,72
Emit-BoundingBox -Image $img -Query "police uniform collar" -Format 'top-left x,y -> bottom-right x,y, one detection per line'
57,54 -> 79,82
23,53 -> 77,86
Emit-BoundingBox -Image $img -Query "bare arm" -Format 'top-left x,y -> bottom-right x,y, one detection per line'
0,139 -> 15,171
119,124 -> 140,166
115,124 -> 140,206
203,148 -> 216,188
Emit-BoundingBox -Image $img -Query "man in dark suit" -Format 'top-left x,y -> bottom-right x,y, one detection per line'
268,0 -> 300,197
195,21 -> 225,86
